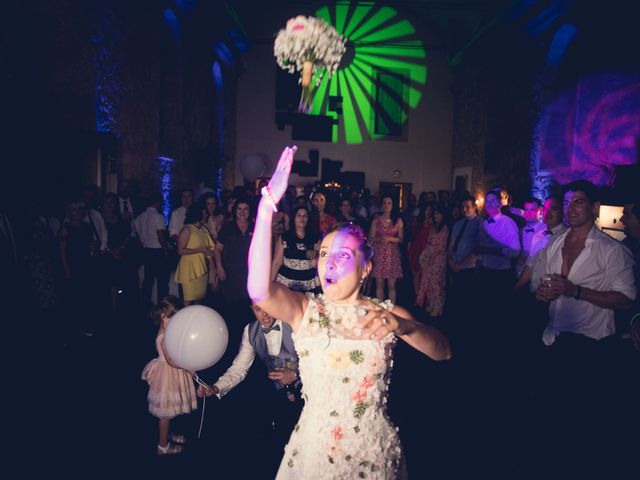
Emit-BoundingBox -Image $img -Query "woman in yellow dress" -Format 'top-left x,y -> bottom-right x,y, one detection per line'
175,204 -> 214,305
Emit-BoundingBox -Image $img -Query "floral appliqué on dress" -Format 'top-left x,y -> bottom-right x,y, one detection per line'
276,294 -> 403,479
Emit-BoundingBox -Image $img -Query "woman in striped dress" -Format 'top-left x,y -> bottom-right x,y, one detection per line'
271,205 -> 321,293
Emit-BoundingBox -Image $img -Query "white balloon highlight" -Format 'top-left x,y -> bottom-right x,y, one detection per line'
164,305 -> 228,371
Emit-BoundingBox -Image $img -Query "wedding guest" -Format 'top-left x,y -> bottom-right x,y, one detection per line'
416,205 -> 449,318
535,180 -> 635,474
142,296 -> 197,455
370,196 -> 404,304
101,193 -> 132,310
516,197 -> 545,277
117,179 -> 136,223
514,196 -> 566,293
407,204 -> 433,298
271,205 -> 320,293
198,303 -> 303,457
446,196 -> 482,347
621,195 -> 640,352
336,197 -> 365,230
199,192 -> 224,293
473,189 -> 520,369
168,189 -> 193,243
134,193 -> 169,306
175,204 -> 214,306
58,200 -> 100,336
310,191 -> 336,236
214,196 -> 256,353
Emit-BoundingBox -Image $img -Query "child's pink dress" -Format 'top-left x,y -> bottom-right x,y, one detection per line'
142,332 -> 197,419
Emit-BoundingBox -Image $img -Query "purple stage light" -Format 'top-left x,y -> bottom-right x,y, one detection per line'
531,73 -> 640,197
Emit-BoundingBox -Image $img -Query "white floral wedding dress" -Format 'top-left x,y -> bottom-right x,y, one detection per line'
276,294 -> 404,479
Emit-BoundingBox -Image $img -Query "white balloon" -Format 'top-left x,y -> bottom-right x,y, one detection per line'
164,305 -> 228,371
240,153 -> 270,181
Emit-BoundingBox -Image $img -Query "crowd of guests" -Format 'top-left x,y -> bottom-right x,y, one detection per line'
5,177 -> 639,366
3,176 -> 638,473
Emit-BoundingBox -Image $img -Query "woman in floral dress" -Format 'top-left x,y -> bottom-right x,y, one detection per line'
247,146 -> 451,479
416,205 -> 449,318
369,196 -> 404,304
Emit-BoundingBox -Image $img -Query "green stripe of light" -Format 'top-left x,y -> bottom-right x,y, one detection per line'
345,63 -> 376,137
335,3 -> 348,35
316,5 -> 331,23
357,53 -> 427,84
377,81 -> 404,123
343,67 -> 373,133
329,75 -> 339,142
353,56 -> 422,108
310,74 -> 330,115
356,44 -> 426,59
343,4 -> 373,38
349,7 -> 397,41
306,3 -> 427,144
338,71 -> 362,144
349,62 -> 373,95
355,19 -> 415,43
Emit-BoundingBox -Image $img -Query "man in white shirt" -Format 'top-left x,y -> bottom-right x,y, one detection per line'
514,195 -> 567,293
134,193 -> 169,305
472,189 -> 522,376
198,303 -> 302,454
621,196 -> 640,352
168,189 -> 194,242
476,189 -> 521,281
536,181 -> 635,343
513,195 -> 567,386
534,180 -> 635,468
516,197 -> 545,277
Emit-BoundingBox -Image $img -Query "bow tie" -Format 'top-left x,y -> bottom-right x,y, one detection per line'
525,227 -> 535,233
486,217 -> 495,224
262,324 -> 280,334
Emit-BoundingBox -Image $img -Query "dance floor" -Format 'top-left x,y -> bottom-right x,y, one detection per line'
21,289 -> 637,480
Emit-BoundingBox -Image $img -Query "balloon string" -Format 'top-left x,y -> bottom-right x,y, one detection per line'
193,374 -> 208,439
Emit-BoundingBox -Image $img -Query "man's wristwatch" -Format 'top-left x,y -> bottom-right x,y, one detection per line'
574,285 -> 582,300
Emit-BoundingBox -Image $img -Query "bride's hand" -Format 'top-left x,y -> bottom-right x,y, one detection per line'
356,297 -> 400,340
266,145 -> 297,204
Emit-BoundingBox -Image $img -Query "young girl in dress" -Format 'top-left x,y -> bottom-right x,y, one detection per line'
142,296 -> 198,455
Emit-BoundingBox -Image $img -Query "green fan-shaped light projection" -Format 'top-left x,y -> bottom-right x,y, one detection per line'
310,3 -> 427,144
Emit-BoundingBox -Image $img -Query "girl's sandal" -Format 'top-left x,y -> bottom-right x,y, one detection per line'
170,433 -> 187,445
157,443 -> 183,455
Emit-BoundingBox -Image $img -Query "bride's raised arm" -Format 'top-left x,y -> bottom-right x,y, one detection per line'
247,146 -> 307,329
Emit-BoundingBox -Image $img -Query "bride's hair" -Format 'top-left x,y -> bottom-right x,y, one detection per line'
323,222 -> 374,265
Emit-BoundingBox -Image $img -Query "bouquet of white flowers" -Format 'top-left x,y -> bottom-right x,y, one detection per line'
274,15 -> 346,112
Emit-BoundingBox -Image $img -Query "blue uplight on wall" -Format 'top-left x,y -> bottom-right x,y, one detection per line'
174,0 -> 195,12
93,3 -> 122,133
546,24 -> 577,66
214,41 -> 234,65
164,8 -> 181,41
228,28 -> 249,52
526,1 -> 567,37
158,156 -> 175,224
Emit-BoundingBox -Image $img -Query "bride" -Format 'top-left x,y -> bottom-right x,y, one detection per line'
248,146 -> 452,479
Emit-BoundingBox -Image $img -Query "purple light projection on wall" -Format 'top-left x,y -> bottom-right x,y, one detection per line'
531,73 -> 640,199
